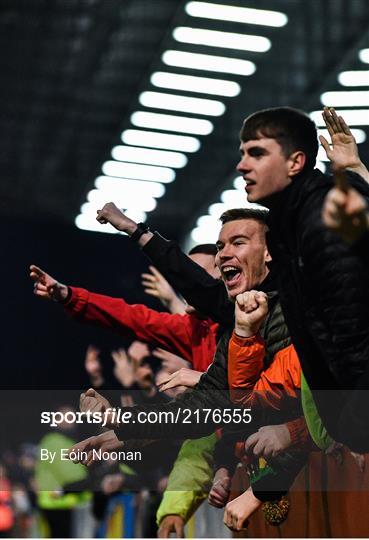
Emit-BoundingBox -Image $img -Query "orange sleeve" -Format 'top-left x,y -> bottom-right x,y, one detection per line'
251,344 -> 302,411
228,331 -> 265,406
286,416 -> 313,450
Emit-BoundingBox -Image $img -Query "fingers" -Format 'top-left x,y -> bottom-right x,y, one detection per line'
319,134 -> 331,156
338,115 -> 352,136
245,432 -> 259,454
236,291 -> 268,313
148,265 -> 164,279
175,521 -> 184,538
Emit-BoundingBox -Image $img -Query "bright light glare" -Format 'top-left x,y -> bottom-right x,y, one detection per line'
316,161 -> 327,173
311,109 -> 369,126
233,176 -> 245,190
87,189 -> 157,212
221,189 -> 245,206
318,129 -> 366,144
162,50 -> 256,76
320,90 -> 369,107
185,2 -> 288,27
359,49 -> 369,64
102,160 -> 175,183
139,91 -> 225,117
95,176 -> 166,198
208,202 -> 230,217
131,111 -> 214,135
196,215 -> 220,229
151,72 -> 240,97
173,27 -> 271,52
111,145 -> 188,168
191,225 -> 221,244
75,214 -> 121,234
122,129 -> 201,152
338,71 -> 369,87
81,202 -> 147,223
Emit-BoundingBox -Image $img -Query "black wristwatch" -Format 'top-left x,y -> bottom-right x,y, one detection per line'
130,222 -> 150,242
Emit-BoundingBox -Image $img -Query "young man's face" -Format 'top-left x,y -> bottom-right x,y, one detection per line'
215,218 -> 270,299
236,138 -> 292,204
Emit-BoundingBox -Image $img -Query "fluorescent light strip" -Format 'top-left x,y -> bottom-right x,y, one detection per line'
338,71 -> 369,87
173,26 -> 271,53
151,72 -> 240,97
310,109 -> 369,126
87,189 -> 157,212
102,160 -> 176,183
191,224 -> 222,244
359,49 -> 369,64
111,145 -> 188,168
139,91 -> 225,116
185,2 -> 288,27
318,129 -> 366,144
122,129 -> 201,152
163,50 -> 256,76
131,111 -> 214,135
81,202 -> 148,222
95,176 -> 166,198
321,90 -> 369,107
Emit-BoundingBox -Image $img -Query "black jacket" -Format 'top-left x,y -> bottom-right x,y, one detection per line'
267,168 -> 369,450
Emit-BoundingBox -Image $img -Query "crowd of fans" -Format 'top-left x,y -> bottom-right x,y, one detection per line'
4,106 -> 368,538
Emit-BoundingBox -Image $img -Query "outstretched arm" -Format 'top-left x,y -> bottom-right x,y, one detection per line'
96,202 -> 232,325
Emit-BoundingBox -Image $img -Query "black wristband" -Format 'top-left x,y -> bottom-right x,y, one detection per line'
130,222 -> 150,242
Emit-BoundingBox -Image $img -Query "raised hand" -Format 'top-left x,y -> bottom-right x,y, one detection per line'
96,202 -> 137,233
157,515 -> 185,538
29,264 -> 68,302
234,290 -> 268,338
128,341 -> 150,365
112,348 -> 136,388
152,348 -> 190,374
245,424 -> 292,459
208,467 -> 231,508
320,107 -> 361,172
158,368 -> 202,393
141,266 -> 186,314
80,388 -> 111,415
85,345 -> 104,388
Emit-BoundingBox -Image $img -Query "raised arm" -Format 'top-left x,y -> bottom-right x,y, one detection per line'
96,202 -> 233,325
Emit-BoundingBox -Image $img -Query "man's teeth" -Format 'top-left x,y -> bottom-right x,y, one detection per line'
223,266 -> 240,280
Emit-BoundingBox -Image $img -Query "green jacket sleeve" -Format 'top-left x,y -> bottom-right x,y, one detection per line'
301,373 -> 333,450
156,433 -> 216,525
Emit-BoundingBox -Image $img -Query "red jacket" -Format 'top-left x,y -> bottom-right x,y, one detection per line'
64,287 -> 218,372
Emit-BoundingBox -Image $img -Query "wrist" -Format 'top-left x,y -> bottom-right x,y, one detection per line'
235,324 -> 256,338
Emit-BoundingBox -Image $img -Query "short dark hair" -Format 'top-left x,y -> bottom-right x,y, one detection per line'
188,243 -> 217,257
240,107 -> 318,172
220,207 -> 269,226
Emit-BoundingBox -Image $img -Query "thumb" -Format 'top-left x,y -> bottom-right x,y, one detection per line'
319,135 -> 330,155
85,388 -> 96,397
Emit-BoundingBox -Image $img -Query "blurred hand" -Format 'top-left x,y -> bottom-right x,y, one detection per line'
112,348 -> 135,388
350,452 -> 366,472
157,515 -> 185,538
158,368 -> 202,393
141,266 -> 186,314
80,388 -> 112,423
102,473 -> 125,495
68,431 -> 123,467
208,467 -> 231,508
152,348 -> 190,374
235,290 -> 268,337
322,185 -> 369,244
245,424 -> 292,459
128,341 -> 150,365
30,265 -> 68,302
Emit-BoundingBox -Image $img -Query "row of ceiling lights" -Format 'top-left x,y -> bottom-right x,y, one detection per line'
188,47 -> 369,247
75,1 -> 288,234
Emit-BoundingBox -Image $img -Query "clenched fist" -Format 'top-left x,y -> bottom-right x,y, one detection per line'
234,290 -> 268,337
